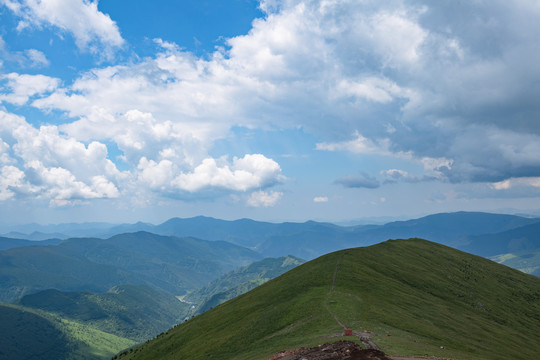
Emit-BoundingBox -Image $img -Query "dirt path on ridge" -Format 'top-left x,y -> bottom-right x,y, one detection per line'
323,254 -> 380,351
269,255 -> 457,360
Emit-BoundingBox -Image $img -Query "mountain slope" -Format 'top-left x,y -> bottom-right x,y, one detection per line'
118,239 -> 540,360
17,285 -> 190,342
0,303 -> 135,360
463,221 -> 540,256
0,232 -> 261,302
183,255 -> 305,314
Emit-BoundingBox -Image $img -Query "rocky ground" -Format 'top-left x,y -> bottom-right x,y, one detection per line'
268,340 -> 392,360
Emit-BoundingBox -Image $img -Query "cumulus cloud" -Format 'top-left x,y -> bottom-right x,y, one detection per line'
0,140 -> 14,165
247,190 -> 283,207
382,169 -> 419,184
0,110 -> 123,205
491,177 -> 540,191
1,0 -> 124,57
335,173 -> 380,189
0,73 -> 60,105
313,196 -> 328,203
22,48 -> 49,67
0,165 -> 32,200
316,131 -> 390,155
138,154 -> 282,193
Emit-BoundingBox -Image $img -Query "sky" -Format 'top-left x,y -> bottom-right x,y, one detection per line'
1,0 -> 540,225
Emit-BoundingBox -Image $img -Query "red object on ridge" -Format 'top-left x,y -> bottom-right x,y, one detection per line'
344,328 -> 353,336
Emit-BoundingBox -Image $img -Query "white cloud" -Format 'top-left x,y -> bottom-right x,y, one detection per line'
0,110 -> 123,205
28,160 -> 119,206
136,154 -> 282,195
316,131 -> 390,155
382,169 -> 417,183
313,196 -> 328,203
172,154 -> 282,193
491,177 -> 540,190
335,77 -> 413,103
0,35 -> 50,68
247,190 -> 283,207
0,165 -> 32,200
23,48 -> 49,67
1,0 -> 124,57
0,140 -> 14,165
0,72 -> 60,105
367,8 -> 428,67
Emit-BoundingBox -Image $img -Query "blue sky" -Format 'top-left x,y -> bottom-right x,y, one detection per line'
1,0 -> 540,225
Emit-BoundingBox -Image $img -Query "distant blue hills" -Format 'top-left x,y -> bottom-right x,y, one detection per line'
2,211 -> 539,259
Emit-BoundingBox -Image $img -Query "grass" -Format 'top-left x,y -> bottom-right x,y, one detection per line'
117,239 -> 540,360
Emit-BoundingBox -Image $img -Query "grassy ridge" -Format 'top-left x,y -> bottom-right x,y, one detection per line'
184,256 -> 305,314
117,251 -> 339,360
118,239 -> 540,360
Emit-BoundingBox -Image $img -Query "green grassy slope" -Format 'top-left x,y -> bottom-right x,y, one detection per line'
117,239 -> 540,360
0,303 -> 135,360
17,285 -> 190,342
184,256 -> 305,305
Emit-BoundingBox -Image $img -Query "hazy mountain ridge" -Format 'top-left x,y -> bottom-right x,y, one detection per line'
463,221 -> 540,256
0,232 -> 261,302
4,212 -> 540,262
0,236 -> 62,251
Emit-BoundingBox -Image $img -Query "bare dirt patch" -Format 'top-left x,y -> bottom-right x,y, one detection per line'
268,340 -> 392,360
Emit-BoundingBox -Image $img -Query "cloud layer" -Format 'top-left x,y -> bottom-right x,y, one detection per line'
1,0 -> 540,209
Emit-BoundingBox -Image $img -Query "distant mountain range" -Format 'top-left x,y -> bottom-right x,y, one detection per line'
0,232 -> 261,303
4,211 -> 539,260
117,239 -> 540,360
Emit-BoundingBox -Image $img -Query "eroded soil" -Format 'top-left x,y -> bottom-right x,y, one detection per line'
268,340 -> 392,360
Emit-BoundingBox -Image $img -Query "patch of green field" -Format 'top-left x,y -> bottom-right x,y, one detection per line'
58,317 -> 136,359
491,249 -> 540,275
